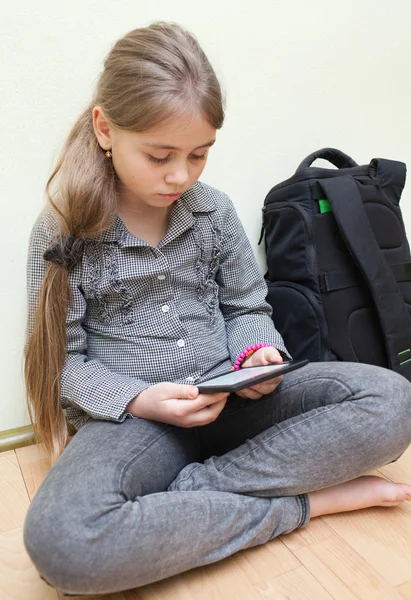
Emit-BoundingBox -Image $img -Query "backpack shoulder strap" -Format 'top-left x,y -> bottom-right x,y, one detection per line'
320,175 -> 411,379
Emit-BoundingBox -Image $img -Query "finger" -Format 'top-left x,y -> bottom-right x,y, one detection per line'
253,348 -> 283,366
249,375 -> 284,395
236,388 -> 263,400
199,392 -> 229,404
243,347 -> 284,368
159,383 -> 199,400
188,398 -> 227,426
190,392 -> 229,412
171,391 -> 227,417
264,348 -> 283,363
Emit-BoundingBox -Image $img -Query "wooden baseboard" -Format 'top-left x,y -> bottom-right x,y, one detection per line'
0,425 -> 36,453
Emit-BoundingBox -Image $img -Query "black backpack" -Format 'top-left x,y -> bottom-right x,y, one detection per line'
260,147 -> 411,382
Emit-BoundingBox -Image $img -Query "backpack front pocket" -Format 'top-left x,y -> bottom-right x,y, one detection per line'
266,280 -> 333,362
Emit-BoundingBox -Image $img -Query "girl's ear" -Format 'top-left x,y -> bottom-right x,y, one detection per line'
92,106 -> 113,150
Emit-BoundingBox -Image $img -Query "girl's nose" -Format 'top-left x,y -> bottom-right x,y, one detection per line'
165,165 -> 189,186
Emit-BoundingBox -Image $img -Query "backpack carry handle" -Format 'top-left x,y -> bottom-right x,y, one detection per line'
297,148 -> 358,172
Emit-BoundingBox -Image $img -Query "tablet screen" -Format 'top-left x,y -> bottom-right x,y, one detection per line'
201,363 -> 289,387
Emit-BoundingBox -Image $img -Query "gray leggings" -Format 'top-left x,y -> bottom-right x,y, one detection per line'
23,362 -> 411,596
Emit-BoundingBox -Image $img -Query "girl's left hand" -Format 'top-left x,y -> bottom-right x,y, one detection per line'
236,346 -> 284,400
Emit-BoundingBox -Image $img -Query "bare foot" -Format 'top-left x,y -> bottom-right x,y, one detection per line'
309,476 -> 411,518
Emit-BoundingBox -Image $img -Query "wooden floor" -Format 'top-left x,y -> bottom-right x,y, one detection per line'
1,444 -> 411,600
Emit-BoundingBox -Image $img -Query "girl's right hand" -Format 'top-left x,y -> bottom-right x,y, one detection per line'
125,382 -> 228,427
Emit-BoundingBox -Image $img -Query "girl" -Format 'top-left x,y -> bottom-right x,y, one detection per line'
24,21 -> 411,597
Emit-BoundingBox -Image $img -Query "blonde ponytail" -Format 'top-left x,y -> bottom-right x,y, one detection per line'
25,106 -> 117,462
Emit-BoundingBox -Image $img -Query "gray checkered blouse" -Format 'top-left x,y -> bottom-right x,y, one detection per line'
27,181 -> 288,430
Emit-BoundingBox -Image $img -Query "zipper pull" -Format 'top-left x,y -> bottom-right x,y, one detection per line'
258,223 -> 265,245
258,207 -> 266,245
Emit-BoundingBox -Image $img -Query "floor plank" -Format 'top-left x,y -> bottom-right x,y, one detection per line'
135,555 -> 262,600
15,444 -> 52,501
397,580 -> 411,599
254,565 -> 332,599
234,538 -> 300,582
280,516 -> 335,551
323,503 -> 411,588
294,534 -> 402,599
0,527 -> 58,600
0,451 -> 30,533
378,446 -> 411,483
57,593 -> 132,600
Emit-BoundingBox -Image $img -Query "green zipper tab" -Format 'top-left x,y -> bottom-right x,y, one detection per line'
318,199 -> 332,214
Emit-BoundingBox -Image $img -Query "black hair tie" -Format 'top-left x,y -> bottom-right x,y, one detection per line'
43,236 -> 85,270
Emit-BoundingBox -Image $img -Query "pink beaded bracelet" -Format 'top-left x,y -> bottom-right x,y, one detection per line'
232,344 -> 272,370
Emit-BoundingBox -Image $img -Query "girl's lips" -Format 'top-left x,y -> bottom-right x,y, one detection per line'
158,193 -> 181,200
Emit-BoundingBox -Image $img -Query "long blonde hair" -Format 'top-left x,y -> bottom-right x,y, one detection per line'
25,22 -> 225,462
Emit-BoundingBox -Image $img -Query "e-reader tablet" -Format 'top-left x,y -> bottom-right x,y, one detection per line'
196,360 -> 309,393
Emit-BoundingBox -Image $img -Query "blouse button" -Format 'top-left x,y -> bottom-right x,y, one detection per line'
161,305 -> 170,313
177,339 -> 185,348
185,376 -> 195,383
158,274 -> 166,280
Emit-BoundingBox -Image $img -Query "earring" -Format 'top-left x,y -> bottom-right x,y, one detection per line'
105,149 -> 112,158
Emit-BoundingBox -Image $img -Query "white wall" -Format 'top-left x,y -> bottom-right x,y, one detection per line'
2,0 -> 411,431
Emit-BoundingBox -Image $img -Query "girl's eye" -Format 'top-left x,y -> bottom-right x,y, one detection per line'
147,152 -> 208,165
148,155 -> 170,164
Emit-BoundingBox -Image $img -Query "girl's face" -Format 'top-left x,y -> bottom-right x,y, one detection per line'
93,108 -> 216,211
